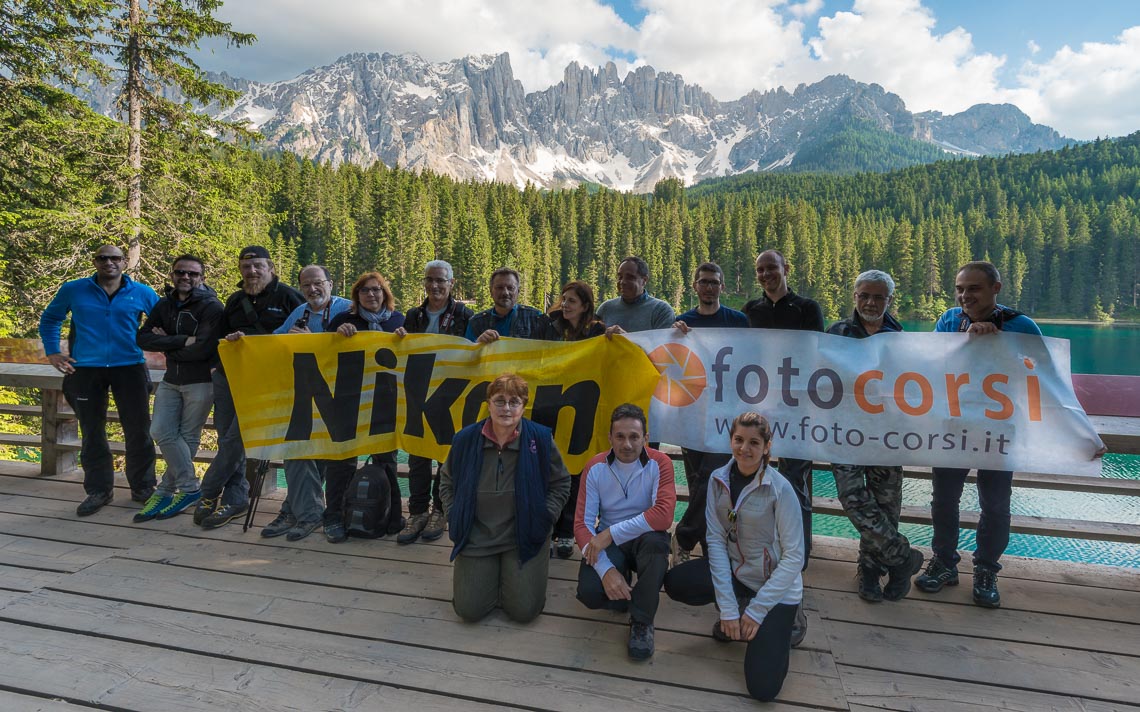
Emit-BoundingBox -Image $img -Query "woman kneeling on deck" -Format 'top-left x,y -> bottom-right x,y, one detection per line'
440,373 -> 571,623
663,411 -> 804,702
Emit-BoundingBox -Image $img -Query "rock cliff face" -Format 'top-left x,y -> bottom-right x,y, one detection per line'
77,51 -> 1074,190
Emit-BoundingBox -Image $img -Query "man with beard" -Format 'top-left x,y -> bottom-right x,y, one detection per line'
258,265 -> 352,541
135,255 -> 223,523
827,270 -> 924,603
194,246 -> 303,530
465,267 -> 549,342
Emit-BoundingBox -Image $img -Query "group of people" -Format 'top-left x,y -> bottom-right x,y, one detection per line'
39,243 -> 1039,702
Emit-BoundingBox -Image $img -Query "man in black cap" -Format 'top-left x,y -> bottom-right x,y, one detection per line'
194,246 -> 303,529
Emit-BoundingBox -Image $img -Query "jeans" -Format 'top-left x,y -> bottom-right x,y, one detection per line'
406,454 -> 441,515
452,547 -> 550,623
281,459 -> 327,524
150,380 -> 213,495
576,531 -> 669,624
63,364 -> 156,496
663,557 -> 798,702
930,467 -> 1013,572
675,448 -> 731,552
831,463 -> 910,571
199,369 -> 248,507
776,457 -> 813,567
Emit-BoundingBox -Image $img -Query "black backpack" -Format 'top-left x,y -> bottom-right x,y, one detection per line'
342,456 -> 393,539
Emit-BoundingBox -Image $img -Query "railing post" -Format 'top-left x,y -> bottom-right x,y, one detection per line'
41,388 -> 78,476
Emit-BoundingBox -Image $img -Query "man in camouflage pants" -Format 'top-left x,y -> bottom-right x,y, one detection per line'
827,270 -> 924,603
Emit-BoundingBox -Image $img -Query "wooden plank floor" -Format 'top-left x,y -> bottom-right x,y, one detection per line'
0,462 -> 1136,711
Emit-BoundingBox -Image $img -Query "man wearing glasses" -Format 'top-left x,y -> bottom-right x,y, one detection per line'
670,262 -> 748,565
394,260 -> 473,544
258,265 -> 352,541
827,270 -> 924,604
39,244 -> 160,516
134,255 -> 224,523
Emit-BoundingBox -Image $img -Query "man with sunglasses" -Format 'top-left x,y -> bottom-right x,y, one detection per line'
393,260 -> 473,545
40,244 -> 160,516
134,255 -> 224,523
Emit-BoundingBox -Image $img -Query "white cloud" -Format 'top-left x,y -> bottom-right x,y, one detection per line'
788,0 -> 825,19
1027,39 -> 1041,55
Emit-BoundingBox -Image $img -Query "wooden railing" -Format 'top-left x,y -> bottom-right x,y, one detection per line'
2,362 -> 1139,545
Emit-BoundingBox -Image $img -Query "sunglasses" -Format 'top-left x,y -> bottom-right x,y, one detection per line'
173,269 -> 202,277
95,255 -> 124,263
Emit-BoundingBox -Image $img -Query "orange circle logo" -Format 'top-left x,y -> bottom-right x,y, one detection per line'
648,343 -> 707,407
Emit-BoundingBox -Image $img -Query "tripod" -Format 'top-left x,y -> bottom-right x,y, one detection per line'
243,458 -> 272,533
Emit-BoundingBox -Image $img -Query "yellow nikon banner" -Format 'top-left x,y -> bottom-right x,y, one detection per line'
219,332 -> 661,472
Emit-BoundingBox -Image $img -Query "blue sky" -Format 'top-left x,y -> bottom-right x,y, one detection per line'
197,0 -> 1140,139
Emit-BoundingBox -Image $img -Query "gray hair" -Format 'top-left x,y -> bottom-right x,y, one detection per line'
855,269 -> 895,296
425,260 -> 454,280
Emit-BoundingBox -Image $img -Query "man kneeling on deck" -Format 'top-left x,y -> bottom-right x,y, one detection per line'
575,404 -> 675,660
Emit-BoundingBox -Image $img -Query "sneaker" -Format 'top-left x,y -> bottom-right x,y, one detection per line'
790,606 -> 807,648
261,511 -> 296,538
324,520 -> 348,544
670,532 -> 692,566
200,502 -> 248,530
131,486 -> 156,503
76,491 -> 113,517
628,620 -> 655,660
397,512 -> 429,544
711,620 -> 732,643
192,496 -> 219,526
915,558 -> 960,593
883,549 -> 925,602
858,563 -> 884,603
554,536 -> 575,559
972,565 -> 1001,608
133,492 -> 172,523
155,490 -> 201,520
421,508 -> 446,541
285,519 -> 321,542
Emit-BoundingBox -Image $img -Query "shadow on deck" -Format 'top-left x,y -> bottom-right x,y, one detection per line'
0,460 -> 1136,712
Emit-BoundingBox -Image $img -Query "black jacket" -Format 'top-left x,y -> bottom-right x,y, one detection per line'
403,296 -> 473,337
219,276 -> 304,338
137,284 -> 224,385
540,310 -> 606,341
826,310 -> 904,339
744,289 -> 825,332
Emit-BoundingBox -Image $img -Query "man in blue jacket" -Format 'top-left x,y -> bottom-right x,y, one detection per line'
39,244 -> 159,516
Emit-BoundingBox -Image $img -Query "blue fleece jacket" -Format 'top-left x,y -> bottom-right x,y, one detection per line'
40,274 -> 159,368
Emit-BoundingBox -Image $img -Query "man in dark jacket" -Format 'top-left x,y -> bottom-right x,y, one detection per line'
827,270 -> 924,604
465,267 -> 549,342
39,244 -> 159,516
135,255 -> 223,523
194,246 -> 304,529
742,248 -> 823,645
395,259 -> 473,544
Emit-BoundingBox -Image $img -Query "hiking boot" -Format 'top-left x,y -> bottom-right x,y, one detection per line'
421,508 -> 446,541
554,537 -> 575,559
76,491 -> 113,517
628,620 -> 655,660
133,492 -> 172,523
200,502 -> 248,530
883,549 -> 925,602
324,520 -> 347,544
397,512 -> 429,544
261,511 -> 296,538
972,565 -> 1001,608
155,490 -> 201,520
670,532 -> 692,566
915,558 -> 959,593
858,563 -> 884,603
790,606 -> 807,647
131,486 -> 156,503
192,496 -> 219,526
711,620 -> 732,643
285,519 -> 321,542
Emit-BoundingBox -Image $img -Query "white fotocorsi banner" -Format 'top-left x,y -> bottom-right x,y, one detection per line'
624,329 -> 1105,476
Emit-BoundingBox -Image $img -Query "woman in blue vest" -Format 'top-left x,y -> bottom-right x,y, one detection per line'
440,373 -> 571,623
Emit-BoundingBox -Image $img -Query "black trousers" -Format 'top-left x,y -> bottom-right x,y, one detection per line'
776,457 -> 813,567
63,364 -> 156,496
576,530 -> 669,624
675,448 -> 731,552
664,557 -> 798,702
323,451 -> 402,532
406,454 -> 442,515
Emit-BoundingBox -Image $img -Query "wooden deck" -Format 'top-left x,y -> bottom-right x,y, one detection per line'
0,462 -> 1137,712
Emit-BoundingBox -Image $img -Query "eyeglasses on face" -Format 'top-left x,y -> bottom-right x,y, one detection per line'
95,255 -> 124,263
172,269 -> 202,277
359,287 -> 385,295
855,292 -> 889,303
696,278 -> 722,288
300,280 -> 330,289
424,277 -> 450,285
489,398 -> 525,410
